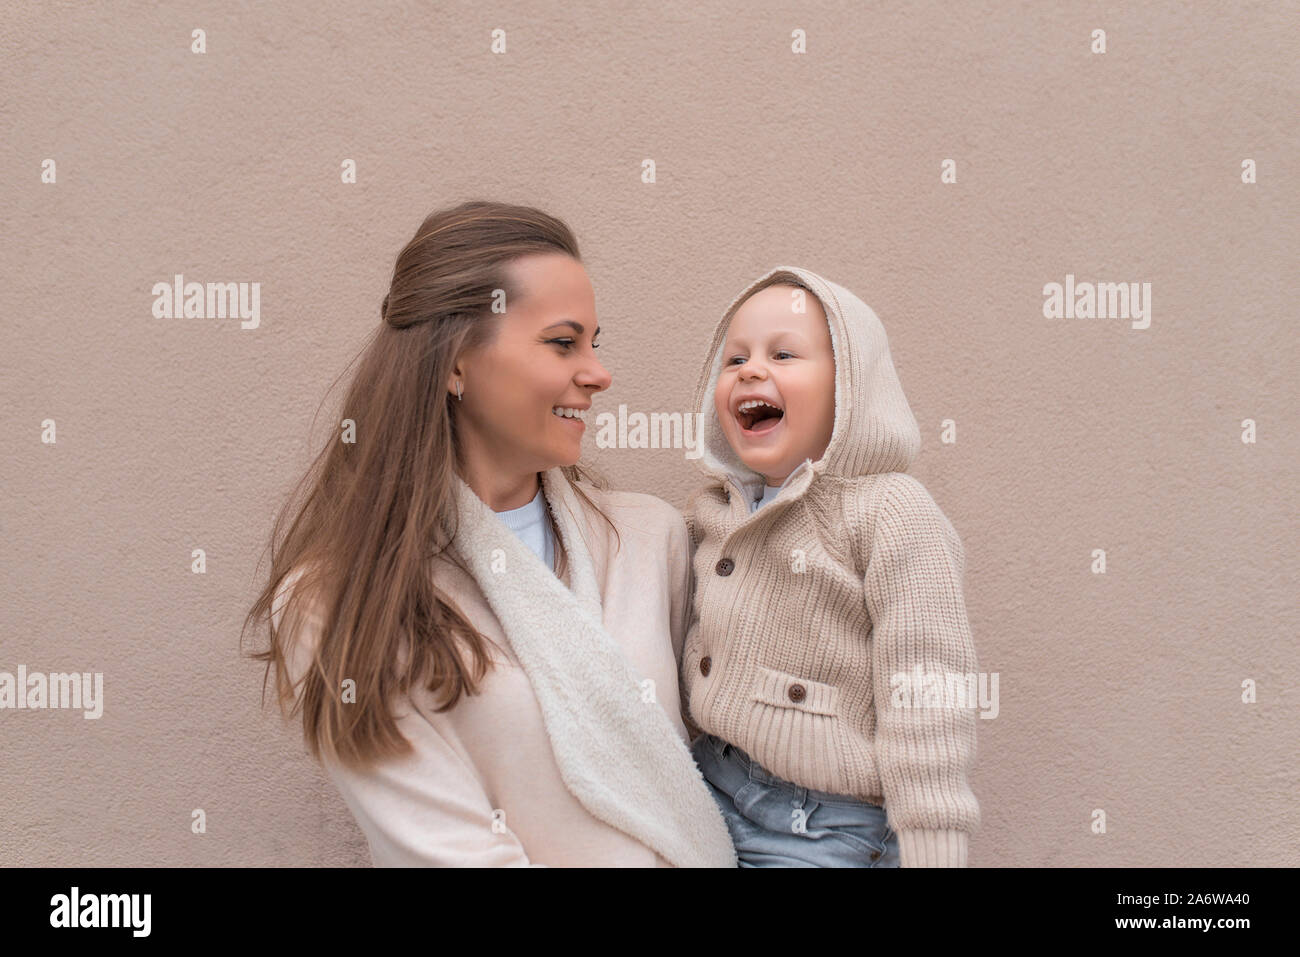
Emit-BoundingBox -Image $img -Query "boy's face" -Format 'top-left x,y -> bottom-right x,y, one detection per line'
713,283 -> 836,486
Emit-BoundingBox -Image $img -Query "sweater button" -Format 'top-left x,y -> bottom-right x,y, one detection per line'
699,656 -> 712,677
787,684 -> 806,703
870,849 -> 881,861
715,558 -> 734,576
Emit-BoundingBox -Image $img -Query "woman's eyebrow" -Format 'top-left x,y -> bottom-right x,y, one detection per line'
543,319 -> 600,336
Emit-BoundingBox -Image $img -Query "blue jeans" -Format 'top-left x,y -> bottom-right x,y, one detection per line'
691,732 -> 900,868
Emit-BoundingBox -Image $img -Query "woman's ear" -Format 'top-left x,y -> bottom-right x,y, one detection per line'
446,358 -> 466,400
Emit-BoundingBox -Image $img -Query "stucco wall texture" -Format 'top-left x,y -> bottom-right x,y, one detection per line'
2,1 -> 1296,867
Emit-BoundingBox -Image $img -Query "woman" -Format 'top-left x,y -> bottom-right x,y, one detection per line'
243,200 -> 737,867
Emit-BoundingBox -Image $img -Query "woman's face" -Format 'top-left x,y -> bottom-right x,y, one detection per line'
452,253 -> 611,478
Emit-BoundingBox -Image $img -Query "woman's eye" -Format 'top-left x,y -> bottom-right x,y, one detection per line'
549,337 -> 600,350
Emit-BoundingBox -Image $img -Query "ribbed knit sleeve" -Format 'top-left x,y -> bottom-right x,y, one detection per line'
858,475 -> 981,867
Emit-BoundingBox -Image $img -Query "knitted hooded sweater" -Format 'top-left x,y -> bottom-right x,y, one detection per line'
681,265 -> 981,868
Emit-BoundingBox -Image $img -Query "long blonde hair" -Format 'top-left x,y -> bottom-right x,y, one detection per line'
241,200 -> 618,771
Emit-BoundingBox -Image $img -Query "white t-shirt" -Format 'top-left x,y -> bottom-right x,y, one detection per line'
750,483 -> 786,513
494,486 -> 555,569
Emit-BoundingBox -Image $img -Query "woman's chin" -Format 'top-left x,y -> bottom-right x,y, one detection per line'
546,444 -> 583,469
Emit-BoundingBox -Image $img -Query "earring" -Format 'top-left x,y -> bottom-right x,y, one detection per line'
455,380 -> 463,400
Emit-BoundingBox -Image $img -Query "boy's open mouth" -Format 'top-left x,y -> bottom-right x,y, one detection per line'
735,397 -> 785,436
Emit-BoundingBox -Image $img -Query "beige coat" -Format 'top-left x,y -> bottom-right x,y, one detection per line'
273,468 -> 737,867
682,264 -> 981,867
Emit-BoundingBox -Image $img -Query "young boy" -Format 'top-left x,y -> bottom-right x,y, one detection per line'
681,266 -> 981,867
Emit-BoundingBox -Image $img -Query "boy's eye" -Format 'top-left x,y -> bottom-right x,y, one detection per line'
726,351 -> 793,364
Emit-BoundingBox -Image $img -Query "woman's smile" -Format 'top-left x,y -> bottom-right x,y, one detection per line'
552,405 -> 589,431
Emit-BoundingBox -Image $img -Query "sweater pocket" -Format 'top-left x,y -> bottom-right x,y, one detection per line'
749,666 -> 850,794
752,665 -> 839,715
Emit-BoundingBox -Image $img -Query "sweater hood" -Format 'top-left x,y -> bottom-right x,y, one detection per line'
692,265 -> 921,505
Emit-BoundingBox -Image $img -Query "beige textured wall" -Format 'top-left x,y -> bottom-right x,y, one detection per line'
2,1 -> 1296,867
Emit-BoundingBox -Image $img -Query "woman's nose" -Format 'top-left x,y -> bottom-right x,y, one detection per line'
580,358 -> 613,392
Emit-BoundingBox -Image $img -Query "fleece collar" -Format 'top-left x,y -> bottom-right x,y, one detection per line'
446,467 -> 738,868
692,265 -> 922,509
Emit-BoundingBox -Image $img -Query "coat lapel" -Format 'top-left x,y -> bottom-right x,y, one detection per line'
447,468 -> 737,868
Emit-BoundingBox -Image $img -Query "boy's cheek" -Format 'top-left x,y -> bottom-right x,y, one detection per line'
713,395 -> 732,427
